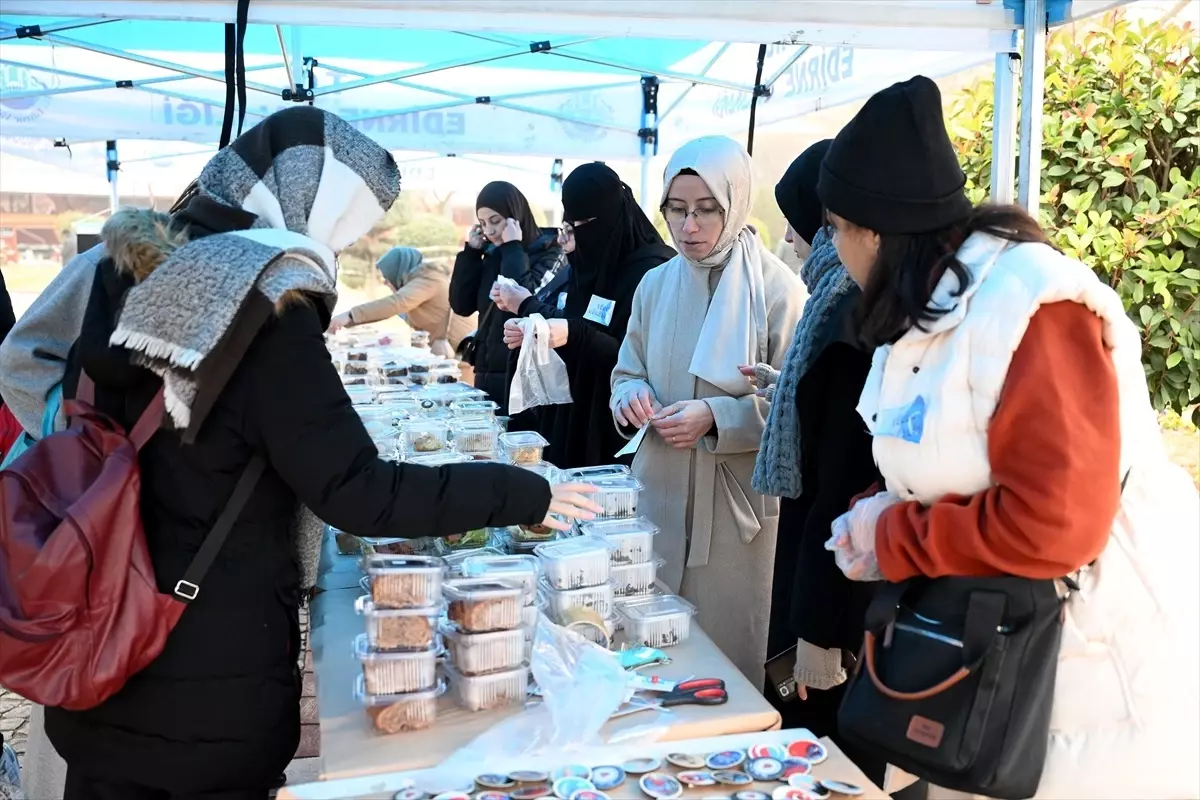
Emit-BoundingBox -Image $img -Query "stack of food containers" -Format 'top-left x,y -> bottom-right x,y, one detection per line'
460,553 -> 545,659
534,536 -> 614,647
353,555 -> 446,734
441,575 -> 530,711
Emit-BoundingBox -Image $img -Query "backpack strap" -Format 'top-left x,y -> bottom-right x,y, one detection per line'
173,456 -> 266,603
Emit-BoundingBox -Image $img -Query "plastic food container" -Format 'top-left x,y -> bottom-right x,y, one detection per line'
617,594 -> 697,648
499,431 -> 548,466
444,663 -> 529,711
580,517 -> 660,566
452,400 -> 499,421
355,675 -> 443,734
534,536 -> 611,590
344,385 -> 375,406
520,462 -> 560,484
521,592 -> 548,629
563,464 -> 631,482
461,554 -> 540,596
410,330 -> 431,349
450,421 -> 499,456
440,545 -> 504,577
381,361 -> 409,379
610,558 -> 666,598
330,526 -> 362,556
441,624 -> 528,676
354,596 -> 442,651
399,420 -> 450,456
362,555 -> 443,608
354,633 -> 438,694
542,580 -> 615,619
358,536 -> 434,558
590,474 -> 642,520
443,578 -> 524,633
435,529 -> 493,554
405,451 -> 475,467
511,521 -> 559,544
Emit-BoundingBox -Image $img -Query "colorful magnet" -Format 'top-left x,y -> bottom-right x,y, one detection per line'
552,777 -> 593,800
638,773 -> 683,800
665,753 -> 708,769
788,775 -> 831,798
589,766 -> 625,792
622,757 -> 662,775
568,792 -> 609,800
477,775 -> 517,789
676,771 -> 717,787
746,757 -> 785,781
734,793 -> 774,800
749,743 -> 788,761
432,794 -> 471,800
771,788 -> 809,800
779,758 -> 812,780
393,790 -> 428,800
509,772 -> 550,785
551,766 -> 592,782
820,780 -> 864,796
713,770 -> 754,786
706,750 -> 747,770
474,793 -> 511,800
786,740 -> 828,764
510,786 -> 552,800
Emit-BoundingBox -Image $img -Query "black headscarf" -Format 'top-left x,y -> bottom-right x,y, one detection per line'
476,181 -> 542,250
775,139 -> 832,247
560,162 -> 668,317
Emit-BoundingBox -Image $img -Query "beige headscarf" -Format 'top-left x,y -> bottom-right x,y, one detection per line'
661,136 -> 768,395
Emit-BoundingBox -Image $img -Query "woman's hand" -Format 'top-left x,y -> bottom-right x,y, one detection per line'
501,217 -> 523,244
490,280 -> 532,313
793,640 -> 848,701
328,312 -> 352,333
614,385 -> 661,429
503,319 -> 525,350
467,223 -> 486,250
826,492 -> 900,582
739,363 -> 780,399
651,399 -> 715,449
542,482 -> 603,530
545,318 -> 568,349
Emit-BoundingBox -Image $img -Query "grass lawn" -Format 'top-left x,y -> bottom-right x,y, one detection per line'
2,262 -> 61,294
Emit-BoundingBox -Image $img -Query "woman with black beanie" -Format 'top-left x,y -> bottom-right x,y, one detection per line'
449,181 -> 564,414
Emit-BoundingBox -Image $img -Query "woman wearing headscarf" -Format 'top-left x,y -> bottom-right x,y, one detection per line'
503,162 -> 675,468
327,246 -> 475,358
823,76 -> 1198,800
611,136 -> 805,687
0,107 -> 600,800
449,181 -> 564,412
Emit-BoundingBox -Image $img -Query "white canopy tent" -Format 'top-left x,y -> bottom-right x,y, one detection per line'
0,0 -> 1134,214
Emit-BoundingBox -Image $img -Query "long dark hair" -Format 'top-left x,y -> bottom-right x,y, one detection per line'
858,204 -> 1052,348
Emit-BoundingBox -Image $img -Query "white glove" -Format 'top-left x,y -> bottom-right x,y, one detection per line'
826,491 -> 900,582
793,639 -> 847,698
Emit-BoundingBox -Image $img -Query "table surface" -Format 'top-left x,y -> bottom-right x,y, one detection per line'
278,728 -> 889,800
311,548 -> 782,780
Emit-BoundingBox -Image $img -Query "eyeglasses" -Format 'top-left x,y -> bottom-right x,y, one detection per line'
559,217 -> 595,238
661,204 -> 724,226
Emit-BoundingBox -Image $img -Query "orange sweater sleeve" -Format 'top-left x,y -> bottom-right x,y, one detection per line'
875,301 -> 1121,581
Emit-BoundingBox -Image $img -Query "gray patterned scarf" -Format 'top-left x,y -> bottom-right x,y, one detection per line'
752,228 -> 858,499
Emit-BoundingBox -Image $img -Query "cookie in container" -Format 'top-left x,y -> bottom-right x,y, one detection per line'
361,554 -> 444,608
499,430 -> 548,465
444,663 -> 529,711
443,577 -> 525,633
398,419 -> 450,456
449,419 -> 499,457
534,536 -> 611,590
354,595 -> 442,651
441,624 -> 528,676
354,633 -> 439,694
616,594 -> 697,648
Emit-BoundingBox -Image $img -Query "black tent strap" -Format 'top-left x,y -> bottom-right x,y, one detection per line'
746,43 -> 768,156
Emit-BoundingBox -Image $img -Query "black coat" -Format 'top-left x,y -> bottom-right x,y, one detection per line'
0,268 -> 14,346
449,230 -> 563,412
45,252 -> 552,792
518,262 -> 571,320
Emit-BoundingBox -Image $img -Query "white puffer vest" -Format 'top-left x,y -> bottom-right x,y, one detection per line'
858,233 -> 1200,800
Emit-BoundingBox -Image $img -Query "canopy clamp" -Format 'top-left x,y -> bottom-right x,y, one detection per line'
639,75 -> 659,146
15,25 -> 43,39
475,96 -> 492,104
529,40 -> 552,53
115,79 -> 134,89
282,56 -> 317,103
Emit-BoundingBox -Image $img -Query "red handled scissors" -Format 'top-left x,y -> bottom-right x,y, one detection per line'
655,677 -> 728,708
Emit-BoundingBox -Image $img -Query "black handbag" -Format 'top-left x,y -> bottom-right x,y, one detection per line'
456,305 -> 493,368
838,576 -> 1064,800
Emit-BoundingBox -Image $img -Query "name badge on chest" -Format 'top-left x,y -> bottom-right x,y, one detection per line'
557,292 -> 568,311
583,294 -> 615,326
875,395 -> 928,444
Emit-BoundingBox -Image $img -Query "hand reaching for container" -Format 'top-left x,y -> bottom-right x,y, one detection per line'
543,482 -> 603,530
328,312 -> 352,334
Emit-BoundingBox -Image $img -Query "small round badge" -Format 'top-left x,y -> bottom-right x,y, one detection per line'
677,771 -> 717,787
706,750 -> 747,770
552,777 -> 594,800
748,743 -> 787,761
474,792 -> 512,800
589,766 -> 626,792
510,772 -> 550,785
746,757 -> 785,781
638,773 -> 683,800
820,779 -> 864,796
432,794 -> 471,800
665,753 -> 708,769
393,790 -> 428,800
510,786 -> 552,800
771,788 -> 808,800
713,770 -> 754,786
569,792 -> 609,800
622,757 -> 662,775
551,766 -> 592,782
477,775 -> 517,790
787,739 -> 828,764
779,758 -> 812,780
734,792 -> 773,800
788,774 -> 831,798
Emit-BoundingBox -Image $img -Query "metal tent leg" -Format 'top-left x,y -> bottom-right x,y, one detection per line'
1017,0 -> 1047,215
106,140 -> 120,213
990,50 -> 1019,204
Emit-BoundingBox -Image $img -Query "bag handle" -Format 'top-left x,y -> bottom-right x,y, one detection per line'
173,456 -> 266,603
75,371 -> 165,452
862,589 -> 1007,702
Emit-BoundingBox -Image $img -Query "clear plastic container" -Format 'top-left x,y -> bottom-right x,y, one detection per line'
380,361 -> 410,379
617,594 -> 697,648
443,577 -> 525,633
441,624 -> 528,676
354,633 -> 438,694
344,385 -> 375,406
542,581 -> 615,619
590,474 -> 642,520
452,399 -> 499,421
362,555 -> 444,608
358,536 -> 435,558
460,554 -> 540,596
499,431 -> 548,466
520,462 -> 560,484
355,675 -> 443,734
521,591 -> 548,629
441,545 -> 504,577
444,662 -> 529,711
399,420 -> 450,456
534,536 -> 611,590
354,596 -> 442,651
449,420 -> 499,456
405,451 -> 475,467
562,464 -> 631,482
435,529 -> 494,554
610,558 -> 666,599
410,330 -> 432,349
580,517 -> 660,566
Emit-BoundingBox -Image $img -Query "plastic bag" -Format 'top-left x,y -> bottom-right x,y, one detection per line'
422,614 -> 645,788
508,313 -> 572,415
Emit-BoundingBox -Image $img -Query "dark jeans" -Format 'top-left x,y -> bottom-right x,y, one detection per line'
63,771 -> 270,800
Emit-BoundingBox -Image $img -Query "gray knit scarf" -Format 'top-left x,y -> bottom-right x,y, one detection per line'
752,228 -> 858,499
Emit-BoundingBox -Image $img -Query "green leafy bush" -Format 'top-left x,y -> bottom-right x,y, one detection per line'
948,11 -> 1200,421
338,196 -> 461,291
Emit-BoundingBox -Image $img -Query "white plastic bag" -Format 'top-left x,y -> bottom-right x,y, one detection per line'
509,313 -> 572,415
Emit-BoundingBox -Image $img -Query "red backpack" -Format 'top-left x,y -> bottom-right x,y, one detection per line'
0,374 -> 262,710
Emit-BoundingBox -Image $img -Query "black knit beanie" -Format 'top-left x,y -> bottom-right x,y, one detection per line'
818,75 -> 973,235
775,139 -> 831,247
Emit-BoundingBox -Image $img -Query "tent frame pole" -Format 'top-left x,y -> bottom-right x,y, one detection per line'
658,42 -> 731,123
1017,0 -> 1047,215
106,139 -> 119,212
990,49 -> 1019,205
0,17 -> 117,41
0,59 -> 281,102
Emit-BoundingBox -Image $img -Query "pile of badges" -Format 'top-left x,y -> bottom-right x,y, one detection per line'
390,738 -> 870,800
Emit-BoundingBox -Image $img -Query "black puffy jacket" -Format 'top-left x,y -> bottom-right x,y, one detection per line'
44,215 -> 552,794
449,230 -> 563,411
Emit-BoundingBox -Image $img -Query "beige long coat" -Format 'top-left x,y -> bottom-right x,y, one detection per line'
611,252 -> 804,689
